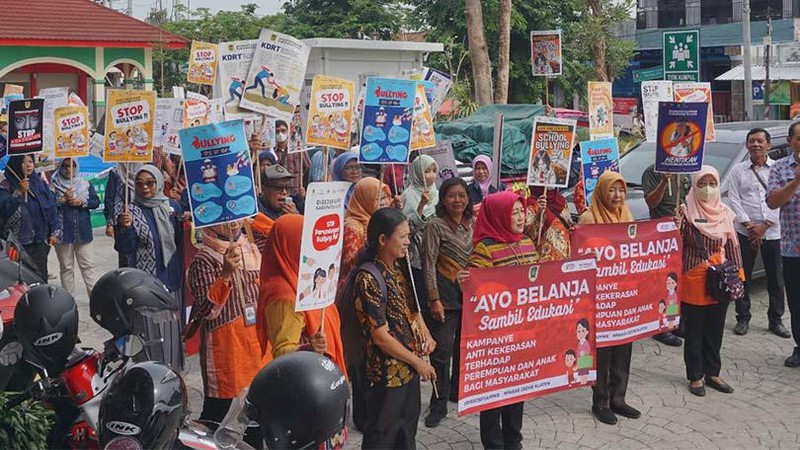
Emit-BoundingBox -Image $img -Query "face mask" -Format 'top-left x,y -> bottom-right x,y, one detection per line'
276,132 -> 288,143
695,185 -> 718,202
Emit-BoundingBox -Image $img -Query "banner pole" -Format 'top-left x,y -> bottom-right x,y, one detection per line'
404,255 -> 439,399
537,186 -> 547,245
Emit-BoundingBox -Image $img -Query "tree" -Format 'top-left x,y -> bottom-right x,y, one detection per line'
494,0 -> 512,104
464,0 -> 494,105
280,0 -> 405,39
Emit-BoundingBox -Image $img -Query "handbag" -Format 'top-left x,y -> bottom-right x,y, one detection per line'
692,227 -> 744,303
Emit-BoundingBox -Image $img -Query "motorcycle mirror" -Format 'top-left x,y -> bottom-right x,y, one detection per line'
115,335 -> 145,357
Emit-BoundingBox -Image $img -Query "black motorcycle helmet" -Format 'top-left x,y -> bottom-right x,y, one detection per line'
14,284 -> 78,375
90,268 -> 177,338
98,361 -> 187,450
247,352 -> 349,449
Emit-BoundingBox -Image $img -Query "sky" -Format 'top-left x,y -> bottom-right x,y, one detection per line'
129,0 -> 286,20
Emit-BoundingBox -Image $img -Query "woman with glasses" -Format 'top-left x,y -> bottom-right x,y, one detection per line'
333,152 -> 362,208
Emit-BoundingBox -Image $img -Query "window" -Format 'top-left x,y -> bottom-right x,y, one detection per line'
751,0 -> 783,21
701,0 -> 732,25
659,0 -> 686,28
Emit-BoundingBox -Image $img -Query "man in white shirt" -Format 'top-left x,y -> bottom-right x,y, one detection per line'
725,128 -> 789,338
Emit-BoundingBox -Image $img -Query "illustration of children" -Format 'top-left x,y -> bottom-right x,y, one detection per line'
531,150 -> 557,185
665,272 -> 680,326
71,131 -> 86,150
658,300 -> 668,329
108,131 -> 119,155
668,119 -> 693,157
311,115 -> 323,138
201,159 -> 218,183
375,107 -> 387,128
564,349 -> 577,385
299,267 -> 328,303
228,77 -> 244,103
576,318 -> 592,384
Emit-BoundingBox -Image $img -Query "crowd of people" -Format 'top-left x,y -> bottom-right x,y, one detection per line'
0,121 -> 798,450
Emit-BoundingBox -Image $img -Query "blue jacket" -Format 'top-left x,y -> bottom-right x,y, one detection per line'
57,185 -> 100,244
0,178 -> 62,246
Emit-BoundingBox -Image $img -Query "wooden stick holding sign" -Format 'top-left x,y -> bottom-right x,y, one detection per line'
226,222 -> 247,303
536,186 -> 547,245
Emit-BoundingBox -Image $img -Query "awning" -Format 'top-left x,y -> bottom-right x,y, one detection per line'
715,64 -> 800,81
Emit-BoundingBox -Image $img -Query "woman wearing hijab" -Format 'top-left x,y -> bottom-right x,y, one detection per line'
402,154 -> 439,307
468,155 -> 506,208
0,154 -> 61,280
332,152 -> 362,208
52,158 -> 100,296
678,166 -> 742,397
578,171 -> 641,426
525,186 -> 573,261
467,191 -> 538,450
105,162 -> 142,268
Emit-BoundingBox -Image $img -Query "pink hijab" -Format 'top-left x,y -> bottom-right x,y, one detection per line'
684,165 -> 736,241
473,155 -> 493,197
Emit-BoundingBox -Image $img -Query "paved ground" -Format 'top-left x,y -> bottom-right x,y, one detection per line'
69,230 -> 800,449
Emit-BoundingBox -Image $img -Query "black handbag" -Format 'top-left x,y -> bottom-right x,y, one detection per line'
692,227 -> 744,303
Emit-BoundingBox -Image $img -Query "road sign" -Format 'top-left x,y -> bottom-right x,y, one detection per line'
663,30 -> 700,82
632,65 -> 664,83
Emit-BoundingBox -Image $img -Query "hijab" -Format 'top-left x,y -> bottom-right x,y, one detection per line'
684,165 -> 736,241
4,155 -> 52,203
472,191 -> 525,245
332,152 -> 358,182
345,177 -> 391,228
587,171 -> 634,224
402,154 -> 439,220
133,165 -> 177,265
51,158 -> 90,202
473,155 -> 493,198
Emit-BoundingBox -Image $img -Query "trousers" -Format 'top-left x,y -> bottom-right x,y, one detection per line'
362,377 -> 420,450
479,402 -> 523,450
592,343 -> 632,409
735,234 -> 784,324
55,243 -> 99,296
425,308 -> 461,416
783,257 -> 800,350
683,301 -> 728,381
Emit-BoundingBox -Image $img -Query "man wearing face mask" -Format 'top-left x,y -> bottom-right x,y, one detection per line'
272,119 -> 309,199
724,128 -> 788,338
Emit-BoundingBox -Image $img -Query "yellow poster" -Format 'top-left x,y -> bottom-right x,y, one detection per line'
305,75 -> 355,149
187,40 -> 218,86
54,106 -> 90,159
410,82 -> 436,150
103,90 -> 156,163
588,81 -> 614,140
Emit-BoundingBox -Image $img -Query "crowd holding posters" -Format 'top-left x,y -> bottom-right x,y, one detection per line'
53,106 -> 90,159
7,98 -> 45,155
183,91 -> 210,128
421,140 -> 457,187
655,101 -> 707,173
530,30 -> 562,76
410,81 -> 436,150
179,119 -> 257,227
239,29 -> 311,122
295,181 -> 349,312
458,257 -> 598,415
526,117 -> 576,188
673,82 -> 715,142
571,219 -> 683,346
422,67 -> 454,115
103,90 -> 156,163
215,39 -> 258,119
358,77 -> 416,164
187,40 -> 219,86
579,137 -> 620,208
305,74 -> 355,149
641,80 -> 673,142
588,82 -> 614,140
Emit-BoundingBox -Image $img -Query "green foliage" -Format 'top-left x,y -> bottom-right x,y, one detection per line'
280,0 -> 406,39
0,393 -> 54,449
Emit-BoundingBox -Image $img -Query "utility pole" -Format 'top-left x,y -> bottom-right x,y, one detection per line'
127,0 -> 133,15
764,10 -> 773,119
742,0 -> 753,121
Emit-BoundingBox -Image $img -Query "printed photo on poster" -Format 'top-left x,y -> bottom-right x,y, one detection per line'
7,98 -> 44,156
588,81 -> 614,140
655,101 -> 707,173
579,138 -> 620,208
180,120 -> 258,227
215,39 -> 259,119
295,181 -> 350,312
305,75 -> 355,150
410,81 -> 436,150
54,106 -> 90,159
187,40 -> 218,86
103,90 -> 156,163
420,140 -> 457,187
641,80 -> 673,143
673,82 -> 716,142
359,77 -> 416,164
530,30 -> 562,76
527,117 -> 576,188
422,67 -> 454,116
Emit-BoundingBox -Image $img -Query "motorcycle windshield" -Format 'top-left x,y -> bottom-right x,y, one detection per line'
214,388 -> 252,450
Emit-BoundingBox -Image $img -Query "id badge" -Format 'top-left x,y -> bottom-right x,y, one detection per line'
244,305 -> 256,327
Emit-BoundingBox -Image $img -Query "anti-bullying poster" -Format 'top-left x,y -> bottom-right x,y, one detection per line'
154,98 -> 179,149
183,91 -> 210,128
305,75 -> 355,150
214,39 -> 258,119
239,29 -> 311,122
410,81 -> 436,150
421,140 -> 458,188
571,218 -> 683,347
180,120 -> 257,227
673,82 -> 716,142
103,90 -> 156,163
588,81 -> 614,140
359,77 -> 416,164
530,30 -> 562,76
161,99 -> 184,155
422,67 -> 453,116
53,105 -> 90,159
7,98 -> 44,156
641,80 -> 673,142
655,101 -> 707,173
526,117 -> 576,188
295,181 -> 350,312
579,138 -> 620,208
187,40 -> 218,86
458,257 -> 598,416
36,87 -> 68,170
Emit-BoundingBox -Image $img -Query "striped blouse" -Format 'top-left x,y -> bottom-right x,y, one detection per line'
469,237 -> 540,269
422,216 -> 475,308
680,215 -> 743,273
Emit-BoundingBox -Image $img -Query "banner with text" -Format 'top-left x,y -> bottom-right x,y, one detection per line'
8,98 -> 45,156
641,80 -> 673,143
54,105 -> 90,159
422,67 -> 453,115
215,39 -> 259,120
673,82 -> 715,142
655,101 -> 707,173
421,140 -> 457,188
305,75 -> 355,150
527,117 -> 576,188
579,137 -> 620,208
410,81 -> 436,150
103,90 -> 156,163
188,40 -> 218,86
359,77 -> 416,164
530,30 -> 562,76
588,82 -> 614,140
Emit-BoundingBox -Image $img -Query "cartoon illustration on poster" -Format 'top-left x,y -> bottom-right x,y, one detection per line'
183,92 -> 210,128
421,140 -> 458,188
588,81 -> 614,140
526,117 -> 576,188
422,67 -> 453,115
305,75 -> 355,150
187,40 -> 218,86
655,101 -> 707,173
161,99 -> 184,156
103,90 -> 156,163
641,80 -> 673,143
530,30 -> 562,76
37,87 -> 68,171
458,257 -> 597,415
53,106 -> 90,159
295,181 -> 349,312
579,138 -> 620,208
288,104 -> 306,154
7,98 -> 44,156
180,120 -> 257,227
359,77 -> 416,164
673,82 -> 715,142
239,29 -> 311,122
215,39 -> 259,119
410,81 -> 436,150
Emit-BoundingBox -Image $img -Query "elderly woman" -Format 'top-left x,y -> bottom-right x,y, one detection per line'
468,155 -> 506,209
333,152 -> 362,208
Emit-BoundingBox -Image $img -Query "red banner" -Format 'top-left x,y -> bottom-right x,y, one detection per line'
570,218 -> 683,347
458,257 -> 598,416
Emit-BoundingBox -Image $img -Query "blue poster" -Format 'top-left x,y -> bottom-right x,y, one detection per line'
359,77 -> 416,164
655,102 -> 707,173
579,137 -> 620,208
179,119 -> 257,227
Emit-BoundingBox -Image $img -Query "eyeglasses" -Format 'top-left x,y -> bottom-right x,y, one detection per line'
268,184 -> 291,193
344,165 -> 362,174
135,180 -> 157,188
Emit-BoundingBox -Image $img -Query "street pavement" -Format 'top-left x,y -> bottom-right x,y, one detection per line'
67,230 -> 800,449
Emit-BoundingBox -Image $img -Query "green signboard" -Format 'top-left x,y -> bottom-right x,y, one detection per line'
633,65 -> 664,83
663,30 -> 700,82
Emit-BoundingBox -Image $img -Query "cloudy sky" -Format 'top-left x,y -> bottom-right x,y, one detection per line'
129,0 -> 286,20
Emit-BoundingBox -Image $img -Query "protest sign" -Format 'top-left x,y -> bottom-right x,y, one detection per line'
68,93 -> 84,107
180,120 -> 257,227
579,138 -> 620,208
239,29 -> 311,122
458,257 -> 597,415
527,117 -> 576,188
208,98 -> 225,124
305,75 -> 355,150
295,181 -> 350,312
154,98 -> 177,148
103,90 -> 156,163
588,82 -> 614,140
36,87 -> 68,171
673,82 -> 715,142
641,80 -> 673,142
410,81 -> 436,150
162,99 -> 184,156
8,98 -> 44,156
187,40 -> 218,86
3,93 -> 24,114
359,77 -> 416,164
422,67 -> 453,115
571,218 -> 683,347
421,140 -> 457,187
183,91 -> 210,128
288,104 -> 306,154
655,101 -> 707,173
53,106 -> 90,159
613,97 -> 638,133
215,39 -> 258,119
3,84 -> 23,97
530,30 -> 562,76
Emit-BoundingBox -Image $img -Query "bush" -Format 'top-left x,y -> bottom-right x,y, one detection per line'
0,392 -> 53,449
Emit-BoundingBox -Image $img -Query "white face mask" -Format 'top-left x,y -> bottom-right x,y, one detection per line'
695,185 -> 718,202
276,132 -> 288,143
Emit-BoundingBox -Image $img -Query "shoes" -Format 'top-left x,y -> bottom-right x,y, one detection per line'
733,320 -> 749,335
424,411 -> 445,428
673,326 -> 686,339
704,376 -> 734,394
785,352 -> 800,368
591,406 -> 618,425
769,322 -> 791,339
448,392 -> 458,403
688,382 -> 706,397
653,332 -> 682,347
611,403 -> 641,419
